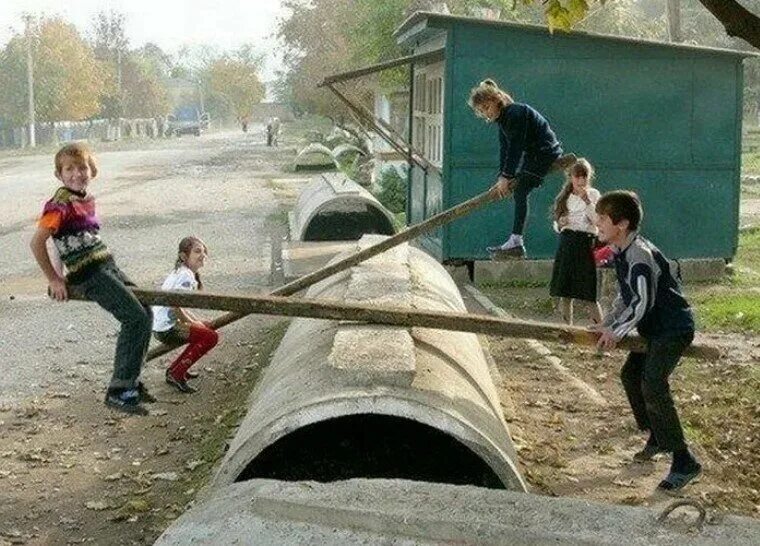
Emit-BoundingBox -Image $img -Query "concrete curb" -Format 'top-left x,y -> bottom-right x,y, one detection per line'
462,283 -> 607,407
156,478 -> 760,545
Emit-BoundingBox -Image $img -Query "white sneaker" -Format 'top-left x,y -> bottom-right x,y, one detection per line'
486,240 -> 510,253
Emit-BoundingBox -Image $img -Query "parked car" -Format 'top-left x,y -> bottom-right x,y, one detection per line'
167,106 -> 209,137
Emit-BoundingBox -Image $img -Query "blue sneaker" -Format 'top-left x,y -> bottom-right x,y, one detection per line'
657,463 -> 702,493
104,388 -> 148,415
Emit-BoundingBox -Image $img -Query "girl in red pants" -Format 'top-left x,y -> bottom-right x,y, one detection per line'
152,236 -> 219,392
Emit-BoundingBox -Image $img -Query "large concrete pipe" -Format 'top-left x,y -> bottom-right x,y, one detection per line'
288,173 -> 397,242
213,235 -> 526,492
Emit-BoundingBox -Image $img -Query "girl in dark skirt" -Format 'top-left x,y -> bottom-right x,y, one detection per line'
549,158 -> 602,325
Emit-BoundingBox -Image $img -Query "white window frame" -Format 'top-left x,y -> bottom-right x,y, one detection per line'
412,61 -> 444,168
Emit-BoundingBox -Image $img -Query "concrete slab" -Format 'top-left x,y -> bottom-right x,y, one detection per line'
474,259 -> 728,285
156,478 -> 760,545
281,240 -> 357,281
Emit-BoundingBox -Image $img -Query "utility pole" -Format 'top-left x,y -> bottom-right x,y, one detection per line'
116,48 -> 122,140
666,0 -> 682,43
198,80 -> 205,113
23,14 -> 36,147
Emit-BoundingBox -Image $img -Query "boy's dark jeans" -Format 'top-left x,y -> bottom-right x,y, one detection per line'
71,260 -> 152,390
620,332 -> 694,452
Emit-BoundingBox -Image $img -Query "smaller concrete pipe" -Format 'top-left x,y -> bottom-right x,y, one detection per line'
288,173 -> 397,242
213,235 -> 526,492
293,143 -> 337,171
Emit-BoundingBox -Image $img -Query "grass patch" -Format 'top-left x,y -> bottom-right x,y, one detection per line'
742,150 -> 760,176
477,283 -> 556,322
393,212 -> 406,231
481,279 -> 549,289
687,228 -> 760,333
692,291 -> 760,333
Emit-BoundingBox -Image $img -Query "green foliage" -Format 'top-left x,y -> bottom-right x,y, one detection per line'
207,47 -> 266,120
0,17 -> 105,124
687,228 -> 760,334
376,165 -> 408,213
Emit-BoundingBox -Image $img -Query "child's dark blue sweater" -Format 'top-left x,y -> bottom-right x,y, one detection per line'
497,103 -> 563,178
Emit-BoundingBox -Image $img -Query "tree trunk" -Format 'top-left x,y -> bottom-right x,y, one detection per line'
698,0 -> 760,50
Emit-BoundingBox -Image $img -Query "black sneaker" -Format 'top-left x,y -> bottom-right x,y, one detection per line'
104,388 -> 149,416
137,381 -> 157,403
165,370 -> 197,393
633,442 -> 666,462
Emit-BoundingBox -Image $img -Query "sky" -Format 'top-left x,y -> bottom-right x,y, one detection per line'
0,0 -> 289,82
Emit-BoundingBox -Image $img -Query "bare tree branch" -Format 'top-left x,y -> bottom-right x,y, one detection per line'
698,0 -> 760,50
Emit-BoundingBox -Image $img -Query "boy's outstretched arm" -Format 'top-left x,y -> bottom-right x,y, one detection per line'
597,265 -> 653,350
30,226 -> 67,301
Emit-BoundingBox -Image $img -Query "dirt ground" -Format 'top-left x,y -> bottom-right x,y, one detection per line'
469,287 -> 760,521
0,127 -> 303,545
1,121 -> 757,545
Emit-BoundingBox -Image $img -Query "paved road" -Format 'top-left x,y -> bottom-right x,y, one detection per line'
0,128 -> 293,406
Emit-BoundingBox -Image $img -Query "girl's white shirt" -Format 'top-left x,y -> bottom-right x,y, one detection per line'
152,265 -> 198,332
554,188 -> 600,234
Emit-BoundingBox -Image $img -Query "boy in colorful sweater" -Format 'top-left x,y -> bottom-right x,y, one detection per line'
30,143 -> 154,415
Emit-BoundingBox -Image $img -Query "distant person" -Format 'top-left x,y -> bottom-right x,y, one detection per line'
30,143 -> 155,415
549,158 -> 602,325
267,116 -> 280,147
152,236 -> 219,393
594,191 -> 701,492
468,79 -> 575,258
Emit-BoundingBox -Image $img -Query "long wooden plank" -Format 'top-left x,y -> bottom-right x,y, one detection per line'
144,188 -> 499,361
70,288 -> 723,361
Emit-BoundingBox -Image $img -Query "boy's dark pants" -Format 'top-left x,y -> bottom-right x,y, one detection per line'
620,332 -> 694,451
71,260 -> 153,391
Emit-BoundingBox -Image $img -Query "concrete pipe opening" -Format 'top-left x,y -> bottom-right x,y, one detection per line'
290,173 -> 397,242
235,414 -> 504,489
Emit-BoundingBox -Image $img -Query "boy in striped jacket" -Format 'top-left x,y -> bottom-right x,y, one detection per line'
594,190 -> 701,492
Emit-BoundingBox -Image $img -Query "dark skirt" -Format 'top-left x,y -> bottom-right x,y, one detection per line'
550,230 -> 598,302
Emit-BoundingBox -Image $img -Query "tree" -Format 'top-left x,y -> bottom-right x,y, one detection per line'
515,0 -> 760,49
90,11 -> 170,119
207,47 -> 266,122
120,54 -> 171,118
91,9 -> 129,59
276,0 -> 359,117
0,17 -> 105,124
